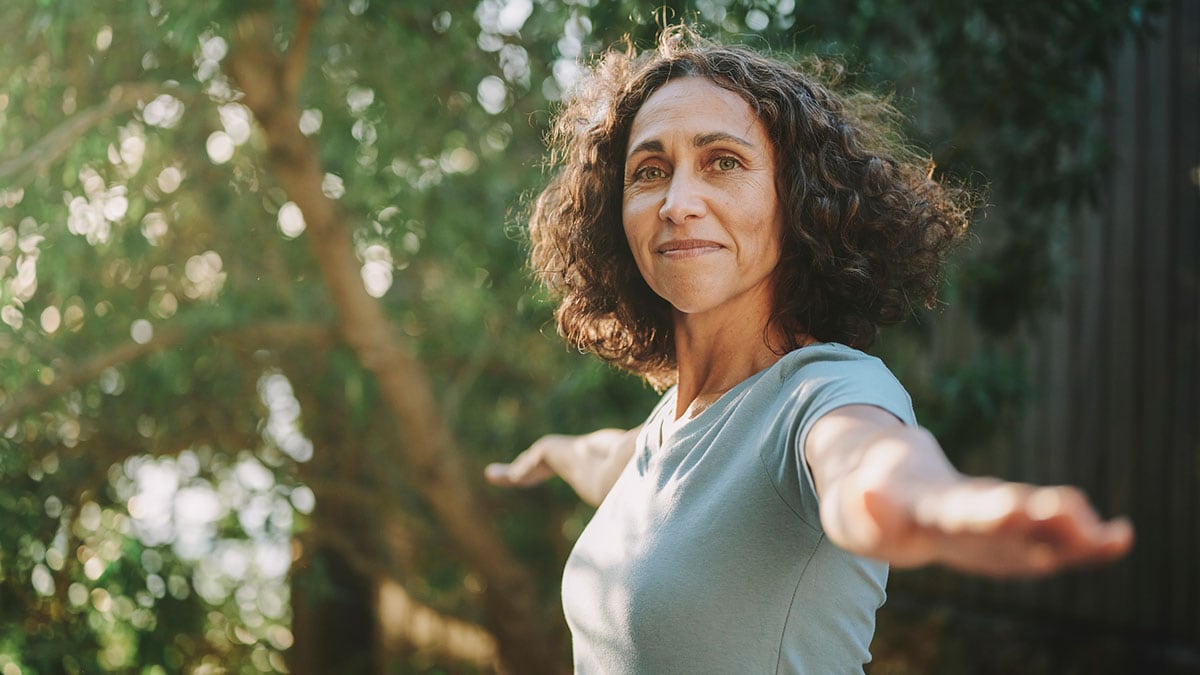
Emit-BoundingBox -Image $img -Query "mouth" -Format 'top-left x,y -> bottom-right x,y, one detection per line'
656,239 -> 723,258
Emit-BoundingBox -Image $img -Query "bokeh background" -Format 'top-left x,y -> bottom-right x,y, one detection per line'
1,1 -> 1196,673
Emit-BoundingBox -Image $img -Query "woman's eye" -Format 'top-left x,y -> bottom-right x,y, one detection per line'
635,166 -> 666,181
715,156 -> 740,171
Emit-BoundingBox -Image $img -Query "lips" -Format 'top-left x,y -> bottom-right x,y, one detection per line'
656,239 -> 723,258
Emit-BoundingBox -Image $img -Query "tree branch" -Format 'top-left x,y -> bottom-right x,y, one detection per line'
1,326 -> 185,429
0,83 -> 173,187
301,527 -> 499,670
376,577 -> 499,670
285,0 -> 321,101
0,321 -> 335,429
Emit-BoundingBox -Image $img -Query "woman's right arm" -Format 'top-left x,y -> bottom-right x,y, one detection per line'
485,427 -> 640,507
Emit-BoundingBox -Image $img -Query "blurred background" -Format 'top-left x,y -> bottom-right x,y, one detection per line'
0,0 -> 1195,673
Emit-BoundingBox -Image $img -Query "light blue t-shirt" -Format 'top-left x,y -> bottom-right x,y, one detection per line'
561,343 -> 916,674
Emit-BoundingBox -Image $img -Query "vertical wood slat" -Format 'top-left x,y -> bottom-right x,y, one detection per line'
1101,32 -> 1140,629
1176,0 -> 1200,645
1035,259 -> 1073,614
1064,113 -> 1112,627
1138,9 -> 1172,636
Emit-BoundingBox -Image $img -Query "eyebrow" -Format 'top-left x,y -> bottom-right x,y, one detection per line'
626,131 -> 756,160
694,131 -> 755,149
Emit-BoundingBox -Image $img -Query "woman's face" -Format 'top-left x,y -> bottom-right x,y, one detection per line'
622,77 -> 783,324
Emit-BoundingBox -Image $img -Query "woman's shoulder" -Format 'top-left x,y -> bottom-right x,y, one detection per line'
772,341 -> 893,382
763,342 -> 915,425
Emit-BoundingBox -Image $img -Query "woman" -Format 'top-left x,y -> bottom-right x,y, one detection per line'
487,28 -> 1133,673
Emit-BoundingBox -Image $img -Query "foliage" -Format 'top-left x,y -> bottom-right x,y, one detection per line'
0,0 -> 1160,672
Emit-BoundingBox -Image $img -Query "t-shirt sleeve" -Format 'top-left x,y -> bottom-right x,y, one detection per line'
770,345 -> 916,528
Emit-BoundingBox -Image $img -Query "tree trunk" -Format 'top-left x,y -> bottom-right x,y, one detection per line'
289,545 -> 378,675
226,8 -> 563,674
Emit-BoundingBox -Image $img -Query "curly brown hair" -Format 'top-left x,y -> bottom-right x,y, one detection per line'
529,27 -> 971,388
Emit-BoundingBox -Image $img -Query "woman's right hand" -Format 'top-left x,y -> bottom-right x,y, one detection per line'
485,427 -> 639,507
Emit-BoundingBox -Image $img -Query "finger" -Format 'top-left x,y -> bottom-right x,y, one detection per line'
485,456 -> 555,488
484,462 -> 517,486
1033,518 -> 1134,573
1023,487 -> 1125,549
508,447 -> 552,482
1018,492 -> 1134,569
1025,486 -> 1102,528
1104,514 -> 1132,552
1093,516 -> 1135,558
913,479 -> 1017,534
484,462 -> 547,487
947,482 -> 1021,533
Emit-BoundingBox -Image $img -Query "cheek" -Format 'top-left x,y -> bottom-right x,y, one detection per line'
759,196 -> 784,253
620,213 -> 635,250
621,199 -> 652,247
749,221 -> 785,271
619,218 -> 645,274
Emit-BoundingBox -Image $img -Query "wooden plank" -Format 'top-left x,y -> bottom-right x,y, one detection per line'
1100,36 -> 1141,629
1053,98 -> 1108,624
1137,7 -> 1172,636
1174,0 -> 1200,645
1041,277 -> 1073,616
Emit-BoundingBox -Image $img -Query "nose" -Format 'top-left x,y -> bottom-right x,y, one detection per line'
658,170 -> 707,224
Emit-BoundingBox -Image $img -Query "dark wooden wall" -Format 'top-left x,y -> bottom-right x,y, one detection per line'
1086,0 -> 1200,646
890,0 -> 1199,664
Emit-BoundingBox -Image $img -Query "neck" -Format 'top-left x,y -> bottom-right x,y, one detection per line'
671,308 -> 793,421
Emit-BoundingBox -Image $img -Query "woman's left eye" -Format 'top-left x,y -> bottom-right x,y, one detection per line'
715,156 -> 740,171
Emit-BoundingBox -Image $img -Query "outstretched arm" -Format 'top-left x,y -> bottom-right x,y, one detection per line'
807,405 -> 1134,577
485,427 -> 640,507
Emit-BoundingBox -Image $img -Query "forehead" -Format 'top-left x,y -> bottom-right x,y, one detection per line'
627,77 -> 768,147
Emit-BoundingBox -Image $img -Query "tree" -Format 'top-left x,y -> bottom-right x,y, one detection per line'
1,1 -> 646,671
0,0 -> 1159,672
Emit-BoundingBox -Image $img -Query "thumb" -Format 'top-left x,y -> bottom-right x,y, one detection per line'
861,488 -> 901,540
861,488 -> 938,568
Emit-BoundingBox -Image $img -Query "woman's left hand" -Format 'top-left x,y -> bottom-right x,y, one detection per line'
859,479 -> 1134,577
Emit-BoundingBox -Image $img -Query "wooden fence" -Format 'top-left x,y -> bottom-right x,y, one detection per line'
888,0 -> 1199,666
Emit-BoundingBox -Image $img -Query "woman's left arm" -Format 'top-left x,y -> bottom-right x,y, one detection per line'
806,405 -> 1134,577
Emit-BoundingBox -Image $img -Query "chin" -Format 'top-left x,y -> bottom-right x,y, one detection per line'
663,296 -> 723,316
648,277 -> 719,307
